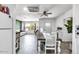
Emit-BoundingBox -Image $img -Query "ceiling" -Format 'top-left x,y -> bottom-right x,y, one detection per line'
5,4 -> 72,21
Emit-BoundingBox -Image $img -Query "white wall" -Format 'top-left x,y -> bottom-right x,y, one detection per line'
73,5 -> 79,54
39,18 -> 56,33
56,9 -> 72,41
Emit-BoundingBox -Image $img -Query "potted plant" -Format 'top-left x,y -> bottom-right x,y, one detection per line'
64,17 -> 72,33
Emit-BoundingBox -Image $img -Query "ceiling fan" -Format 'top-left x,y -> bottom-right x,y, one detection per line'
41,10 -> 52,17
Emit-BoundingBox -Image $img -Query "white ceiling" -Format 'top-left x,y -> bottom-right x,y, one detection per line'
5,4 -> 72,21
48,4 -> 72,18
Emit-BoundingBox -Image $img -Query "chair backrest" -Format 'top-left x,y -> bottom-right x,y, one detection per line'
45,32 -> 57,46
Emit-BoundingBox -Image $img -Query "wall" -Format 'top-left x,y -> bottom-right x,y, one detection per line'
21,21 -> 25,31
56,9 -> 72,41
39,18 -> 56,33
73,5 -> 79,54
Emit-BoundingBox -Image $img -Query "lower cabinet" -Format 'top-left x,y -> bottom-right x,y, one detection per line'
16,32 -> 20,53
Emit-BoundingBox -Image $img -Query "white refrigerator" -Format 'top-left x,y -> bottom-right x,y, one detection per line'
0,12 -> 13,54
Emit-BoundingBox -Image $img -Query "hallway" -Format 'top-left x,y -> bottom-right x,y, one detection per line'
17,34 -> 37,54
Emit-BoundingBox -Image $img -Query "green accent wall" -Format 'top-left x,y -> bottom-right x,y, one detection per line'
16,20 -> 22,32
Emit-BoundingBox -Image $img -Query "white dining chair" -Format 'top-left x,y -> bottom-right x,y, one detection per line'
44,32 -> 57,54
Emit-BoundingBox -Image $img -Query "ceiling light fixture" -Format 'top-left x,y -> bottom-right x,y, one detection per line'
23,7 -> 28,12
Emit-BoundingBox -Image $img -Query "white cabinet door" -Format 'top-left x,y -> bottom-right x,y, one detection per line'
0,12 -> 12,28
0,30 -> 12,54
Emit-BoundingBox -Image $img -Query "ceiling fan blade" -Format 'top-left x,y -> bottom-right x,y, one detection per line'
40,13 -> 48,17
47,13 -> 52,14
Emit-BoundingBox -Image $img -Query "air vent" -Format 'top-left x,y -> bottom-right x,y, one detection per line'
28,6 -> 39,12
